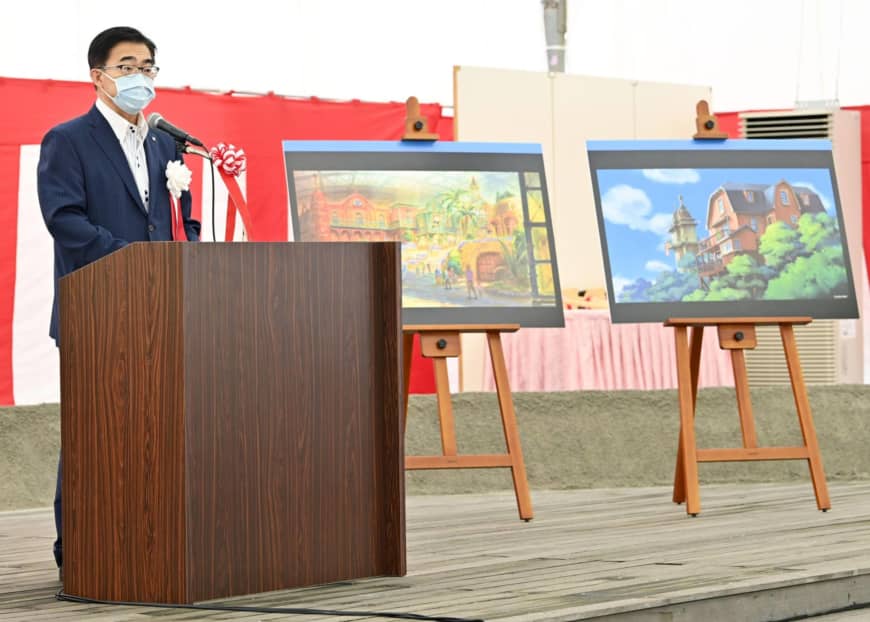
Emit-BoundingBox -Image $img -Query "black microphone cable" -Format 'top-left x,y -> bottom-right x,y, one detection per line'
177,142 -> 216,241
55,589 -> 484,622
208,150 -> 216,241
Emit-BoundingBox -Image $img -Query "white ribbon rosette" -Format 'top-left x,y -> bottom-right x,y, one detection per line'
165,160 -> 192,199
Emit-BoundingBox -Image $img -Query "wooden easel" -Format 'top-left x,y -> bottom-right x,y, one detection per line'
668,102 -> 831,516
402,326 -> 533,520
400,98 -> 534,521
667,318 -> 830,516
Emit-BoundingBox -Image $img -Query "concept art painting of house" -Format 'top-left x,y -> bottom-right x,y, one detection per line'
587,139 -> 858,323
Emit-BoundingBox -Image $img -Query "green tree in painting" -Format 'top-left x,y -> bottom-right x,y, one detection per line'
497,229 -> 530,286
646,270 -> 699,302
682,288 -> 706,301
718,254 -> 767,298
798,212 -> 840,253
437,188 -> 469,233
619,278 -> 652,302
758,221 -> 805,271
765,246 -> 847,299
761,213 -> 847,299
686,253 -> 774,302
446,249 -> 463,275
703,281 -> 750,301
677,252 -> 699,273
455,203 -> 481,239
711,285 -> 748,301
646,252 -> 703,302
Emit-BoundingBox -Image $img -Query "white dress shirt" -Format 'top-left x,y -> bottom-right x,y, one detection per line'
95,98 -> 151,212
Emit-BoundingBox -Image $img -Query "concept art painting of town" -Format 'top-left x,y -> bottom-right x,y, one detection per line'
291,169 -> 557,309
595,167 -> 850,304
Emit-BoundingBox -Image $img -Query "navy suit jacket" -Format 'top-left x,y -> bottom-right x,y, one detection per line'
37,105 -> 201,342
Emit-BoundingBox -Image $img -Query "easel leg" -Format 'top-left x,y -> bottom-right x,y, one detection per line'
780,324 -> 831,511
487,331 -> 534,521
673,326 -> 701,515
731,349 -> 758,448
402,332 -> 414,433
432,357 -> 458,456
673,326 -> 703,505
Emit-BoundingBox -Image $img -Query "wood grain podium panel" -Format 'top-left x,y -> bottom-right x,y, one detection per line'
60,243 -> 186,602
60,242 -> 404,604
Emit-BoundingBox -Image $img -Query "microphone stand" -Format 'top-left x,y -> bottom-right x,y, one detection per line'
176,140 -> 217,242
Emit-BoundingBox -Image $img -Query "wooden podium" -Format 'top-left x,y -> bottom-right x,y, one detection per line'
59,242 -> 405,604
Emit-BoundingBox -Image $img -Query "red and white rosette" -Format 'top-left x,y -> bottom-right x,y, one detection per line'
210,143 -> 254,241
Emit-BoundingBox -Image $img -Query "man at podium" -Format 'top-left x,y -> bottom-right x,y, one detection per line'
36,26 -> 201,580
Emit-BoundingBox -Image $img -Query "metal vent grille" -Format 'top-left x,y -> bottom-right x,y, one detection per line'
744,322 -> 838,386
740,112 -> 833,139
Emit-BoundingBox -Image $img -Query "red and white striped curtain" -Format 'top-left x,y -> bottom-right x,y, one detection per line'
0,77 -> 451,405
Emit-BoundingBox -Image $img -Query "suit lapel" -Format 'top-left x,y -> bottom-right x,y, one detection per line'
87,106 -> 147,215
144,132 -> 164,214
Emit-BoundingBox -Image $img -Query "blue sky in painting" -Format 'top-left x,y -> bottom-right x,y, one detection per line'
595,167 -> 837,294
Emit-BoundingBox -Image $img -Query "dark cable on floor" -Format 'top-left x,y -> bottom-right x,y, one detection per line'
56,590 -> 484,622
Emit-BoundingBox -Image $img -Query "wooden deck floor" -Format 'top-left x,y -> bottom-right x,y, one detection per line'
3,482 -> 870,621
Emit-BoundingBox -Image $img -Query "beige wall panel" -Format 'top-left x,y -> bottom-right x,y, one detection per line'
551,74 -> 634,291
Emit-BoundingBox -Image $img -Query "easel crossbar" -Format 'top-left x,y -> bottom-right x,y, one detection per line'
696,447 -> 810,462
405,455 -> 514,469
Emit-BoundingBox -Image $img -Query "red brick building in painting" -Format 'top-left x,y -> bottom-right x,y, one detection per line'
693,180 -> 825,283
298,174 -> 420,241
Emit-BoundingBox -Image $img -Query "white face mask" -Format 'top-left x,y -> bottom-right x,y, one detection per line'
100,71 -> 156,114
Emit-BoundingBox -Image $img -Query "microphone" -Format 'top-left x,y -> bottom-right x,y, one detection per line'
147,113 -> 205,147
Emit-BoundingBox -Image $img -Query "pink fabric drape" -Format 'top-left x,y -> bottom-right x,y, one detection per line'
481,310 -> 734,392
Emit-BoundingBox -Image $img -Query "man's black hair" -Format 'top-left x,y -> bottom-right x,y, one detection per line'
87,26 -> 156,68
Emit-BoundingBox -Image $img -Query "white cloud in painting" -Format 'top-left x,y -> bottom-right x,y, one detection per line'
648,213 -> 673,236
611,274 -> 633,297
645,259 -> 672,273
602,185 -> 672,236
791,181 -> 834,213
642,169 -> 700,184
